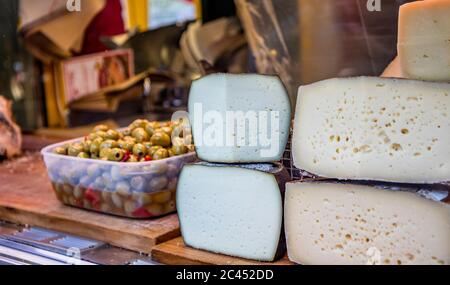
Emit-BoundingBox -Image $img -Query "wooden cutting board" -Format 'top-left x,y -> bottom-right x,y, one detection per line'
152,237 -> 295,265
0,153 -> 180,254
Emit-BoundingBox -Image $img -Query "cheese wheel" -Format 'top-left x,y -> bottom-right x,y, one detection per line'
293,76 -> 450,183
177,162 -> 289,261
398,0 -> 450,81
188,73 -> 291,163
285,182 -> 450,265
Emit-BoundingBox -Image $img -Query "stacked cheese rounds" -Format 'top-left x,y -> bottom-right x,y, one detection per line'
286,0 -> 450,265
177,74 -> 292,261
288,76 -> 450,265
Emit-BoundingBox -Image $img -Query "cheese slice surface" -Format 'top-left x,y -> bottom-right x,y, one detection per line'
188,73 -> 291,163
398,0 -> 450,82
177,163 -> 288,261
285,182 -> 450,265
293,76 -> 450,183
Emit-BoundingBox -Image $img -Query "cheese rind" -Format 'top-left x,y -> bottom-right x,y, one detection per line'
398,0 -> 450,82
177,163 -> 289,261
381,56 -> 404,78
293,76 -> 450,183
285,182 -> 450,265
188,73 -> 291,163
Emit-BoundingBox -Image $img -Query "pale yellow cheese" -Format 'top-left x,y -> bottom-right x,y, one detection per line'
381,56 -> 404,78
293,77 -> 450,184
398,0 -> 450,81
285,182 -> 450,265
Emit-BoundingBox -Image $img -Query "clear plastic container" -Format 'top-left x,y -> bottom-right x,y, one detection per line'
41,138 -> 196,219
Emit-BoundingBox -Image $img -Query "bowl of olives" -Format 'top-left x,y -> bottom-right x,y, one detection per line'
41,119 -> 196,218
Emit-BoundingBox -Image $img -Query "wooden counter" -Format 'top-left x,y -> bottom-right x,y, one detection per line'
0,153 -> 180,254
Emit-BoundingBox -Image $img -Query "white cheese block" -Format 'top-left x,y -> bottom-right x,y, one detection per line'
285,182 -> 450,265
177,162 -> 289,261
398,0 -> 450,82
188,73 -> 291,163
293,76 -> 450,183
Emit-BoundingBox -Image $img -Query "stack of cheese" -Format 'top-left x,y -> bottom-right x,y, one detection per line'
177,74 -> 292,261
287,1 -> 450,265
383,0 -> 450,81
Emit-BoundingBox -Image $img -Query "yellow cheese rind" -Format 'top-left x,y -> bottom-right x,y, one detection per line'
285,182 -> 450,265
381,56 -> 404,78
398,0 -> 450,81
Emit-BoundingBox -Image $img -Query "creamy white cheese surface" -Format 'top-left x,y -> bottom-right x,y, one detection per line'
285,182 -> 450,265
189,73 -> 291,163
293,77 -> 450,183
398,0 -> 450,82
177,163 -> 286,261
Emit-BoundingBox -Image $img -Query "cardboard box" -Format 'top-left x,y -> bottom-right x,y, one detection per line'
57,49 -> 134,104
20,0 -> 107,62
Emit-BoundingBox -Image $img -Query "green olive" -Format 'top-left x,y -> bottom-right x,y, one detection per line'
132,128 -> 149,143
105,129 -> 119,140
144,123 -> 156,137
100,140 -> 118,150
148,146 -> 162,156
53,146 -> 67,155
99,148 -> 112,159
158,126 -> 173,136
95,131 -> 108,139
90,138 -> 102,152
118,140 -> 135,152
92,137 -> 104,145
147,121 -> 160,130
143,142 -> 153,151
171,144 -> 187,156
83,140 -> 92,153
93,124 -> 109,132
90,143 -> 100,156
133,143 -> 148,157
108,148 -> 125,162
130,119 -> 148,130
68,143 -> 84,157
150,132 -> 171,147
77,152 -> 90,159
123,136 -> 136,143
153,148 -> 169,160
122,128 -> 132,136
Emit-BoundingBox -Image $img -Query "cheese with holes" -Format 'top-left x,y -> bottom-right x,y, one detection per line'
285,182 -> 450,265
188,73 -> 291,163
398,0 -> 450,82
292,77 -> 450,183
177,162 -> 289,261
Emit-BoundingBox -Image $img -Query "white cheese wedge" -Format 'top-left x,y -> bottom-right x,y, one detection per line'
177,162 -> 289,261
398,0 -> 450,82
188,73 -> 291,163
285,182 -> 450,265
292,76 -> 450,183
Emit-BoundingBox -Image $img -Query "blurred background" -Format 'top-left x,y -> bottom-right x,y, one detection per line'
0,0 -> 414,135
